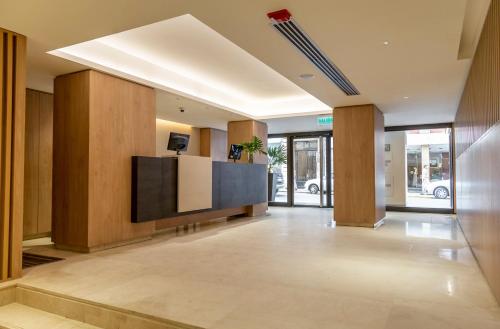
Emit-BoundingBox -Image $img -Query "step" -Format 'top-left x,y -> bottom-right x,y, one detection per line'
0,284 -> 202,329
0,303 -> 99,329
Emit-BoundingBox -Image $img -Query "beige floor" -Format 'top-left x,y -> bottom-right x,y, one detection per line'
0,303 -> 99,329
11,208 -> 500,329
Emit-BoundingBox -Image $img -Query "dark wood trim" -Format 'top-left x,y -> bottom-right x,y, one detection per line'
325,136 -> 333,208
269,130 -> 332,138
386,206 -> 454,214
269,133 -> 334,208
449,128 -> 456,212
268,202 -> 288,206
385,122 -> 455,213
286,135 -> 294,206
385,122 -> 453,132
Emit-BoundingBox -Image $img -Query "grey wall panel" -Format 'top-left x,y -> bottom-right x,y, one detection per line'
131,157 -> 163,222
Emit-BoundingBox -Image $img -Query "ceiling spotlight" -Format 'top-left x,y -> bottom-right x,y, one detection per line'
383,41 -> 390,46
179,106 -> 185,113
299,73 -> 315,80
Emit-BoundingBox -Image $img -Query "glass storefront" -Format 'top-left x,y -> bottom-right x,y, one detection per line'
385,127 -> 453,210
268,133 -> 333,207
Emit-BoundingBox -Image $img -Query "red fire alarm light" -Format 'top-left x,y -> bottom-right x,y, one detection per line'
266,9 -> 292,23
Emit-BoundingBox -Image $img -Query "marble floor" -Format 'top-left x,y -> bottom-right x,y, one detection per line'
9,208 -> 500,329
0,303 -> 99,329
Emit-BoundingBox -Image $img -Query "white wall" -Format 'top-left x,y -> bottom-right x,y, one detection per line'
156,119 -> 200,156
385,131 -> 407,206
264,114 -> 332,134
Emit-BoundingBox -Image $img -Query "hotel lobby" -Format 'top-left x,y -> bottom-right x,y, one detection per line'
0,0 -> 499,328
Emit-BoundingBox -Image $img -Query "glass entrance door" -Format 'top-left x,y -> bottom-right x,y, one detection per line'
292,136 -> 332,207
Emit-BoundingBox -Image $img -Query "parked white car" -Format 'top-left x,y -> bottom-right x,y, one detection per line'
304,178 -> 332,194
423,179 -> 450,199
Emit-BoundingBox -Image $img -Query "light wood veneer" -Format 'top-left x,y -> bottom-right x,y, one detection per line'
53,70 -> 156,252
200,128 -> 227,161
0,28 -> 26,280
24,89 -> 53,239
333,104 -> 386,227
454,0 -> 500,302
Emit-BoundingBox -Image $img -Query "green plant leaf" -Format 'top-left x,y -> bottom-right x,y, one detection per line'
267,144 -> 287,172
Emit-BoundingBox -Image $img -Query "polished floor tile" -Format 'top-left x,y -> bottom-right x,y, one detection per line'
15,209 -> 500,328
0,303 -> 100,329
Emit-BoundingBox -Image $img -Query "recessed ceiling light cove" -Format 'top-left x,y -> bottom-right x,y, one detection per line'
48,14 -> 330,119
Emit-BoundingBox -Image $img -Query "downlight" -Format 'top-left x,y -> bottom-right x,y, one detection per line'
267,9 -> 360,96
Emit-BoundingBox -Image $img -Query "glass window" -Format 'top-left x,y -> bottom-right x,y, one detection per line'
268,137 -> 288,204
385,128 -> 452,209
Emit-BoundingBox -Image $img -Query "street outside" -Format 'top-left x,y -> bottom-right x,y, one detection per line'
406,192 -> 451,208
274,188 -> 333,206
274,190 -> 450,208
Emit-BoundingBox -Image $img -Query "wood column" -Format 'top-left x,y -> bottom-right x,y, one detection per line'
24,89 -> 53,239
333,104 -> 385,227
0,28 -> 26,280
200,128 -> 227,161
53,70 -> 156,252
227,120 -> 268,216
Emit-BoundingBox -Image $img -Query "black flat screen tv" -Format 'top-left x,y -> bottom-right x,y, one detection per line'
228,144 -> 243,162
167,132 -> 190,155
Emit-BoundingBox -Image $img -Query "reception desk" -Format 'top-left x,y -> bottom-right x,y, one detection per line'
131,156 -> 267,223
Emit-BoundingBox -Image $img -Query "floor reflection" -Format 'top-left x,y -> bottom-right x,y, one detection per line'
404,219 -> 458,240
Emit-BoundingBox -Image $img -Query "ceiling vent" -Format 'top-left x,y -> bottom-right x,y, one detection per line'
267,9 -> 360,96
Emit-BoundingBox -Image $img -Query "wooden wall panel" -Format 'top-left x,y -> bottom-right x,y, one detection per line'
53,71 -> 90,248
23,90 -> 39,237
455,0 -> 500,157
23,89 -> 53,239
200,128 -> 227,162
0,28 -> 26,280
454,0 -> 500,302
373,108 -> 386,221
227,120 -> 268,165
87,71 -> 155,248
38,91 -> 53,233
53,70 -> 155,251
333,104 -> 385,227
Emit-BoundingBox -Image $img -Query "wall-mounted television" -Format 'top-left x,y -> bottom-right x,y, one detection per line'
228,144 -> 243,162
167,132 -> 190,155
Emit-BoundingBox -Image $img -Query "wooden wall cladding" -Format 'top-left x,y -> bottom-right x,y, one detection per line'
227,120 -> 268,165
333,104 -> 385,227
454,0 -> 500,157
200,128 -> 227,162
0,28 -> 26,280
454,0 -> 500,302
53,70 -> 156,252
456,123 -> 500,300
24,89 -> 53,239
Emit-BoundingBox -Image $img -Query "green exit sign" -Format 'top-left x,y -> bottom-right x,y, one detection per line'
317,115 -> 333,126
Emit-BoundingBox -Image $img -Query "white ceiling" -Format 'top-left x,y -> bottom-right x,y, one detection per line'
0,0 -> 490,128
156,89 -> 247,131
50,14 -> 330,118
265,115 -> 332,134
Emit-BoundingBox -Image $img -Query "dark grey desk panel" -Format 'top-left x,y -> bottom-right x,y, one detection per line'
132,157 -> 267,223
214,162 -> 267,209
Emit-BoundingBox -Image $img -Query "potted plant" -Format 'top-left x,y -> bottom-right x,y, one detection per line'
241,136 -> 267,164
267,145 -> 287,202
